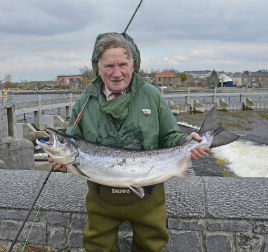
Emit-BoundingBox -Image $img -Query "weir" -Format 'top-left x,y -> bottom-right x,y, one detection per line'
4,90 -> 268,125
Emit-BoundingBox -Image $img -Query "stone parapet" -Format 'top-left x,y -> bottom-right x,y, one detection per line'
0,137 -> 35,170
0,170 -> 268,252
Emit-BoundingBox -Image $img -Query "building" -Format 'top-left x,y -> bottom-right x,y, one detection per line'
56,75 -> 84,89
154,72 -> 178,88
184,70 -> 212,79
218,73 -> 233,87
242,71 -> 268,88
232,72 -> 243,87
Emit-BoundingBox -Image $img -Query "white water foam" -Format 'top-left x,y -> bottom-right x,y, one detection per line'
212,141 -> 268,177
178,120 -> 268,177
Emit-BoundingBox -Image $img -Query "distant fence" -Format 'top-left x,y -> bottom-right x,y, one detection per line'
14,95 -> 76,117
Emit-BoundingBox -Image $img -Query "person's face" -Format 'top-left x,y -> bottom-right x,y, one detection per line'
98,47 -> 134,93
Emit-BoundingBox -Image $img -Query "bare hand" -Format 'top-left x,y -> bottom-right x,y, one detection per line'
48,157 -> 67,172
188,132 -> 211,160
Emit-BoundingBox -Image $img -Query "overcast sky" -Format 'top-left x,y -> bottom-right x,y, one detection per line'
0,0 -> 267,81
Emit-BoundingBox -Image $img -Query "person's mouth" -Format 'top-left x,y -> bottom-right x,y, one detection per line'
111,79 -> 123,83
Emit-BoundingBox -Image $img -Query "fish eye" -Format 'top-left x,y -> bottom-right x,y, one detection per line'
58,135 -> 66,144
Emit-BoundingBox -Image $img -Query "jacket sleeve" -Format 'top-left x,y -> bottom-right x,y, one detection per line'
158,95 -> 188,148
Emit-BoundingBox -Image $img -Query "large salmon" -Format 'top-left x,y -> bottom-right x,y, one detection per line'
36,107 -> 239,197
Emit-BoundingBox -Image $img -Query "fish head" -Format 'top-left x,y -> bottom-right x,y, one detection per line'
36,128 -> 78,165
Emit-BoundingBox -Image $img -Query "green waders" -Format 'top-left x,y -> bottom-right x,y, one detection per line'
83,183 -> 169,252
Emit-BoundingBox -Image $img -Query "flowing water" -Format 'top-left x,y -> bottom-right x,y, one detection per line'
212,141 -> 268,177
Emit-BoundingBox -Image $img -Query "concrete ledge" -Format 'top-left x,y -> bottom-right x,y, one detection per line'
0,170 -> 268,252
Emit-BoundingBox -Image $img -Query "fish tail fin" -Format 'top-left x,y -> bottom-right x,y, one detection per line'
199,107 -> 239,148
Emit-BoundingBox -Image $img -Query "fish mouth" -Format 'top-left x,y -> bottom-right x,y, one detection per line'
46,132 -> 54,146
36,130 -> 55,147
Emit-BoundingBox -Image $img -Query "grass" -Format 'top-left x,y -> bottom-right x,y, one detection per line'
256,111 -> 268,120
222,121 -> 246,129
228,112 -> 248,121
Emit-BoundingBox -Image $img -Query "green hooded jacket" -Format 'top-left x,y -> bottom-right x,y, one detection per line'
66,33 -> 187,150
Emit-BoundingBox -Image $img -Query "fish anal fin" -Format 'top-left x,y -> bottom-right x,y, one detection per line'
129,185 -> 145,198
176,155 -> 192,177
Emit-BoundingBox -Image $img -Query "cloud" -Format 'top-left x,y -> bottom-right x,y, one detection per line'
0,0 -> 267,81
0,0 -> 97,36
134,0 -> 267,43
140,41 -> 268,72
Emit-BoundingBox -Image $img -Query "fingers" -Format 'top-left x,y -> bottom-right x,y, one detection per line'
191,147 -> 210,160
189,132 -> 202,142
47,157 -> 67,172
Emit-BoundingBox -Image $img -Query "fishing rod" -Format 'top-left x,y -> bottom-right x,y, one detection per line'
122,0 -> 143,34
8,166 -> 54,252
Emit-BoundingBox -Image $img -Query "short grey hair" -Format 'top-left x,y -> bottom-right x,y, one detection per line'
92,33 -> 135,63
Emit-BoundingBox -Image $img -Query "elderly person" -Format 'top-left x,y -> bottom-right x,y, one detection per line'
49,32 -> 209,252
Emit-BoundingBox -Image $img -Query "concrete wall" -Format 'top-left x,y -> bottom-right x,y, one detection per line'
0,137 -> 35,170
0,105 -> 34,170
0,170 -> 268,252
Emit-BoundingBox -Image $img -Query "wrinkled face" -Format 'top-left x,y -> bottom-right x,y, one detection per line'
98,47 -> 134,93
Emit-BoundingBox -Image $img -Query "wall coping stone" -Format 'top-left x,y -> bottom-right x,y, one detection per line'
0,170 -> 268,220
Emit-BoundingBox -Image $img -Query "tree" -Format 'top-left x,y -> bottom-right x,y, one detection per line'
179,72 -> 188,83
3,74 -> 12,89
79,66 -> 95,87
210,70 -> 219,87
139,69 -> 147,77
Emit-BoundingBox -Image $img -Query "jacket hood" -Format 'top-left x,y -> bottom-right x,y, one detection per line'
91,32 -> 141,78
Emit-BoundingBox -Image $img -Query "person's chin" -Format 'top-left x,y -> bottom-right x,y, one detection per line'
110,82 -> 124,90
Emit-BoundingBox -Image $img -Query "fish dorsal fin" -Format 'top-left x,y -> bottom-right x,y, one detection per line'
199,107 -> 220,134
129,185 -> 145,198
199,107 -> 239,148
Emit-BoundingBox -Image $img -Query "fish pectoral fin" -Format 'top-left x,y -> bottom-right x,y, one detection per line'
129,185 -> 145,198
70,164 -> 91,180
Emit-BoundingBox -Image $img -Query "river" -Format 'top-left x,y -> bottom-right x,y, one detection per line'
2,91 -> 268,178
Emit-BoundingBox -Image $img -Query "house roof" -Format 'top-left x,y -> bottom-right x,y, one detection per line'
155,72 -> 175,78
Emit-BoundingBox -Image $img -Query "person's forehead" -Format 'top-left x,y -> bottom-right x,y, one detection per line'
100,48 -> 133,63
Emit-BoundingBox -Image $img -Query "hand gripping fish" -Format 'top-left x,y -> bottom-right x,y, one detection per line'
36,107 -> 239,198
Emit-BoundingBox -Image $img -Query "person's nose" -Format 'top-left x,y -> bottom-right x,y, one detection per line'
112,66 -> 122,78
